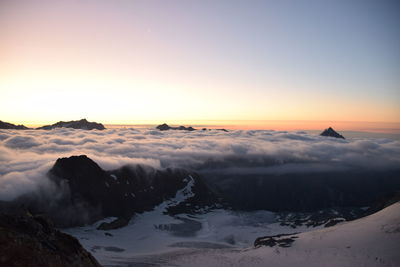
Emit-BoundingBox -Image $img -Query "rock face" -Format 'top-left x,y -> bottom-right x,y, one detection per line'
0,207 -> 100,267
320,127 -> 345,139
0,120 -> 29,130
37,119 -> 105,130
156,123 -> 196,131
42,155 -> 219,227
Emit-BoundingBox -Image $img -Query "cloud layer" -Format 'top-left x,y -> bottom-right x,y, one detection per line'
1,128 -> 399,201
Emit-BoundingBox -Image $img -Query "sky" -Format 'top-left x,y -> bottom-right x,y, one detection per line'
0,0 -> 399,129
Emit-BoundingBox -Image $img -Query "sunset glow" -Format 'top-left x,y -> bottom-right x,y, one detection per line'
1,1 -> 400,265
1,0 -> 399,131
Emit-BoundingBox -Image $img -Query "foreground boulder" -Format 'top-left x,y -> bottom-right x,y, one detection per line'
0,207 -> 100,267
40,155 -> 220,227
0,120 -> 29,130
37,119 -> 105,130
320,127 -> 345,139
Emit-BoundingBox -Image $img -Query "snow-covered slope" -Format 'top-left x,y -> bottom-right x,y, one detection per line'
66,207 -> 312,266
171,202 -> 400,267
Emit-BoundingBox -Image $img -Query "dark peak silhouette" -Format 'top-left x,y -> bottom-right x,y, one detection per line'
37,118 -> 105,130
0,120 -> 29,130
156,123 -> 196,131
320,127 -> 345,139
41,155 -> 220,227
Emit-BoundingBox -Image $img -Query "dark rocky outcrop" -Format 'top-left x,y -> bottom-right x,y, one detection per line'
37,119 -> 105,130
320,127 -> 345,139
33,155 -> 220,228
156,123 -> 196,131
0,206 -> 100,267
254,233 -> 298,248
276,207 -> 366,228
0,120 -> 29,130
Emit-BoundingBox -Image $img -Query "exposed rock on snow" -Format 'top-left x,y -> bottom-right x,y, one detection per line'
28,155 -> 220,227
254,233 -> 299,248
276,207 -> 365,228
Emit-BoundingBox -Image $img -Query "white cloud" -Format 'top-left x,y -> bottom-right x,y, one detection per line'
0,128 -> 399,201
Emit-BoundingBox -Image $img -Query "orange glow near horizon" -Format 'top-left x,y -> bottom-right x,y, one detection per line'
19,120 -> 400,134
1,1 -> 399,131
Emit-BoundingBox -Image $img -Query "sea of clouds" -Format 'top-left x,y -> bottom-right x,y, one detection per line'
1,128 -> 400,201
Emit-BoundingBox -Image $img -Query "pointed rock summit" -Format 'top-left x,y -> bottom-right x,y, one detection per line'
320,127 -> 345,139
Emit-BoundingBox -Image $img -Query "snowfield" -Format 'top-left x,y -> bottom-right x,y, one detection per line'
170,202 -> 400,267
66,198 -> 400,267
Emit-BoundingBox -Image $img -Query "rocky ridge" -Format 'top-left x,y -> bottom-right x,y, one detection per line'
37,119 -> 105,130
0,120 -> 29,130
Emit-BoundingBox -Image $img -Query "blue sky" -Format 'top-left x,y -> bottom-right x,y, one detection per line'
0,0 -> 399,125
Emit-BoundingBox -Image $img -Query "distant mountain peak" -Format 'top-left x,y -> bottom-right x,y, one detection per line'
320,127 -> 345,139
37,119 -> 105,130
156,123 -> 196,131
0,120 -> 29,130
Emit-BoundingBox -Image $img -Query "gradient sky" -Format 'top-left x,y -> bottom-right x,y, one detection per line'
1,0 -> 399,128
